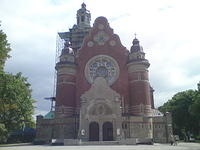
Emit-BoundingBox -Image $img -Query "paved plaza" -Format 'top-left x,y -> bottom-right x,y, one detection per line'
1,143 -> 200,150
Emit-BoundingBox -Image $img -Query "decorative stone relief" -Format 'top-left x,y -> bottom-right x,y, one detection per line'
93,31 -> 109,45
87,41 -> 94,47
98,24 -> 104,30
81,77 -> 121,104
109,40 -> 116,46
89,102 -> 113,116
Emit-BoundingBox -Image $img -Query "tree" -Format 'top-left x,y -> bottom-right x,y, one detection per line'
0,23 -> 11,71
159,88 -> 200,140
0,72 -> 35,133
189,94 -> 200,119
0,25 -> 35,143
189,86 -> 200,136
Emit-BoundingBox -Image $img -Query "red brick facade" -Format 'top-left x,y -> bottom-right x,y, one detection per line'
76,17 -> 130,111
55,16 -> 153,116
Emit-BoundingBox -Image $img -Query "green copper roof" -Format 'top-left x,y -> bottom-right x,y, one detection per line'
44,111 -> 55,119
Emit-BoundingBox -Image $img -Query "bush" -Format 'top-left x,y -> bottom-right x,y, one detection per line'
196,135 -> 200,140
7,127 -> 36,143
0,123 -> 8,144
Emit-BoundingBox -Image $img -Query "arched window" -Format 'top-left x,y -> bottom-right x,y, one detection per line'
81,16 -> 85,22
77,17 -> 79,24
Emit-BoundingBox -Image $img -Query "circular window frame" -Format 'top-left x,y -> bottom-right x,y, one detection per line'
84,55 -> 119,85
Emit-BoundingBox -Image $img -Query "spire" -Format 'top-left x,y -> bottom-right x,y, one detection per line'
134,33 -> 137,39
81,2 -> 86,8
76,3 -> 91,28
129,35 -> 146,61
130,36 -> 143,53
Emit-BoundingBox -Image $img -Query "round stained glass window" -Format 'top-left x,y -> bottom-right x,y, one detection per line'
85,55 -> 119,85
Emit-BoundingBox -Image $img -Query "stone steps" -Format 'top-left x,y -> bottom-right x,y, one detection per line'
64,139 -> 137,145
80,141 -> 121,145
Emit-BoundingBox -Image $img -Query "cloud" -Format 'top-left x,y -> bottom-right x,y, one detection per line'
1,0 -> 200,116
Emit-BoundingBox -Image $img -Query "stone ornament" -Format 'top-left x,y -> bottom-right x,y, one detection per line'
88,101 -> 113,116
87,41 -> 94,47
97,104 -> 105,115
109,40 -> 116,46
93,31 -> 109,45
85,55 -> 119,85
81,129 -> 85,135
98,24 -> 104,30
117,128 -> 120,135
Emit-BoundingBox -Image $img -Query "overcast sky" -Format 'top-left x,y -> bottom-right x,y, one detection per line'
1,0 -> 200,117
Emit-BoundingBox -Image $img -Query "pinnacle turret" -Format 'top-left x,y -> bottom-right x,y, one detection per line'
129,36 -> 146,61
130,37 -> 144,53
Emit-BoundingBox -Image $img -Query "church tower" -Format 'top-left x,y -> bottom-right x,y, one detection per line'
58,3 -> 91,53
77,3 -> 91,28
127,37 -> 152,116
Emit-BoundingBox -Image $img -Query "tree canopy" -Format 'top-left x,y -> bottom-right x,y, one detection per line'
159,85 -> 200,140
0,23 -> 11,71
0,23 -> 35,143
0,72 -> 35,131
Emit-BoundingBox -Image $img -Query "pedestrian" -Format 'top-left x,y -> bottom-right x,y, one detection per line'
170,135 -> 174,146
174,136 -> 178,146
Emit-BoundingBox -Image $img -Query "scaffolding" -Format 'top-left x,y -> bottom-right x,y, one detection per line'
53,33 -> 66,95
46,27 -> 88,111
44,32 -> 69,112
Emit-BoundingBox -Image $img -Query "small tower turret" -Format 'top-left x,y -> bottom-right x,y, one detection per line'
76,3 -> 91,28
127,37 -> 152,116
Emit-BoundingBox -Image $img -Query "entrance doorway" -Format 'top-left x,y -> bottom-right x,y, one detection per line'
89,122 -> 99,141
103,122 -> 113,141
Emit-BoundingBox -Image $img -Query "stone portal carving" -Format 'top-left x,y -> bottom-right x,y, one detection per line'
79,77 -> 123,141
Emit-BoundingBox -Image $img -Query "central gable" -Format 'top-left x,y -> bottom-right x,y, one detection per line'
76,16 -> 130,108
77,16 -> 128,61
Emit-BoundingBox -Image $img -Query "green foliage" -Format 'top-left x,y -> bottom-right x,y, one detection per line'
189,93 -> 200,119
0,23 -> 11,71
0,72 -> 35,142
0,123 -> 8,144
159,87 -> 200,140
0,22 -> 35,143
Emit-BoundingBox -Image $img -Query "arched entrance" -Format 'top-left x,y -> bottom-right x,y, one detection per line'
89,122 -> 99,141
103,122 -> 113,141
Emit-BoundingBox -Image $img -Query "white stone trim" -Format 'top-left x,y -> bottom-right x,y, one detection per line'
57,81 -> 76,85
130,104 -> 152,115
57,66 -> 77,75
55,106 -> 74,116
130,80 -> 149,83
93,31 -> 109,45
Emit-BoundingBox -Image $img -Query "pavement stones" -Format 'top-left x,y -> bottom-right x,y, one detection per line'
0,142 -> 200,150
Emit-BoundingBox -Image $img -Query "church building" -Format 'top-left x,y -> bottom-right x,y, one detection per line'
36,3 -> 173,145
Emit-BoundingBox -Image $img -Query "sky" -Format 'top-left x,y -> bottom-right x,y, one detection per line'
1,0 -> 200,117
